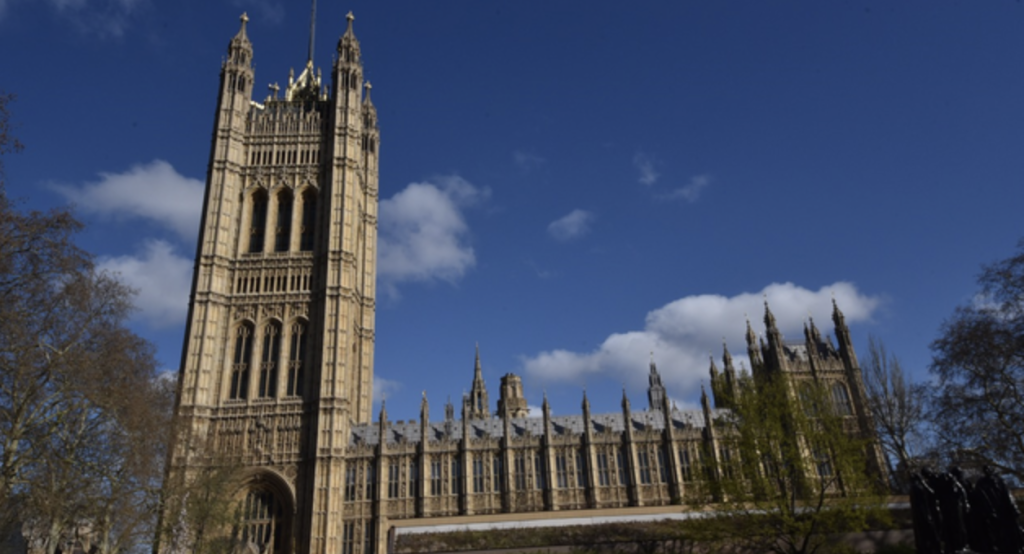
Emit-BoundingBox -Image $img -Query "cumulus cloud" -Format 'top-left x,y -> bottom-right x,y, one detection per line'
633,152 -> 659,186
547,209 -> 594,242
54,160 -> 204,240
664,174 -> 712,203
98,239 -> 193,328
377,175 -> 488,290
522,281 -> 880,401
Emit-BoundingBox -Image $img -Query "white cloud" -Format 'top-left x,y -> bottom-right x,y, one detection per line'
377,175 -> 488,290
633,152 -> 659,186
522,281 -> 880,403
526,404 -> 542,416
664,174 -> 712,203
374,376 -> 401,403
547,209 -> 594,242
229,0 -> 284,25
513,150 -> 545,172
43,0 -> 147,37
54,160 -> 204,241
98,239 -> 193,328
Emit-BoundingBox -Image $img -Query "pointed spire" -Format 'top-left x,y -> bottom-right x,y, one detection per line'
581,388 -> 591,413
345,11 -> 355,36
307,0 -> 317,64
621,386 -> 631,412
763,297 -> 778,330
745,315 -> 757,348
236,12 -> 249,41
364,81 -> 373,104
723,339 -> 733,366
474,342 -> 482,378
832,296 -> 846,328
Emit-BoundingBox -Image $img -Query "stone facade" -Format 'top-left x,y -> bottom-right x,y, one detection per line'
166,13 -> 884,554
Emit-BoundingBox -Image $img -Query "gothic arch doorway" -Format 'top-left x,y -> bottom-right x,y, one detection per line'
234,471 -> 294,554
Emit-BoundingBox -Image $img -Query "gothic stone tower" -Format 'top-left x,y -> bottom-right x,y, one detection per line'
169,12 -> 378,554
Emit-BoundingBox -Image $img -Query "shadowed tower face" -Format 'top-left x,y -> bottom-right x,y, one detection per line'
169,10 -> 379,554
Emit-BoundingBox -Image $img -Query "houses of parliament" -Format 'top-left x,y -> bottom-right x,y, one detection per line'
165,12 -> 884,554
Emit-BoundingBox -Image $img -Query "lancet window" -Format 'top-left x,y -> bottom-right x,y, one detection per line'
274,190 -> 293,252
230,323 -> 254,399
831,382 -> 853,416
300,190 -> 316,251
258,322 -> 281,398
249,190 -> 268,253
286,320 -> 307,397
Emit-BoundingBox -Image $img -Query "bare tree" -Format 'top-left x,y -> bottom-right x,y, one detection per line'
931,240 -> 1024,482
0,92 -> 172,553
862,335 -> 929,491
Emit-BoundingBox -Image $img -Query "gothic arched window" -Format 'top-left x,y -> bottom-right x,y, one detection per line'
230,323 -> 254,399
239,488 -> 283,553
258,322 -> 281,398
832,382 -> 853,416
249,190 -> 268,253
287,320 -> 307,397
274,190 -> 293,252
300,191 -> 316,252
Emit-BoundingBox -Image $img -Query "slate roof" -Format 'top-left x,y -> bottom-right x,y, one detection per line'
349,408 -> 720,447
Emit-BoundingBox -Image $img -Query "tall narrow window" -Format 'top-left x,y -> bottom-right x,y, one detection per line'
514,452 -> 527,491
719,446 -> 734,480
274,191 -> 293,252
365,463 -> 376,500
388,461 -> 401,499
249,191 -> 268,253
258,322 -> 281,398
638,450 -> 652,485
342,523 -> 355,554
431,458 -> 443,496
345,465 -> 357,501
452,458 -> 462,495
832,383 -> 853,416
575,450 -> 587,488
300,191 -> 316,251
239,489 -> 282,553
493,455 -> 504,493
473,455 -> 485,493
230,323 -> 253,399
597,451 -> 610,486
679,448 -> 693,481
287,321 -> 307,397
556,454 -> 568,488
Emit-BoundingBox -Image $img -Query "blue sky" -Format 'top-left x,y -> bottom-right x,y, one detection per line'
2,0 -> 1023,422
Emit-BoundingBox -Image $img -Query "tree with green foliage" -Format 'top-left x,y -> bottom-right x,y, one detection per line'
931,240 -> 1024,481
710,374 -> 889,554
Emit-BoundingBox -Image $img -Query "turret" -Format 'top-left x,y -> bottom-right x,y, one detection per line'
647,355 -> 667,411
497,373 -> 529,419
467,345 -> 490,419
745,316 -> 763,371
832,299 -> 860,368
221,13 -> 254,108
